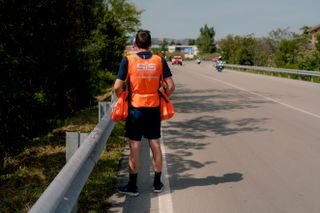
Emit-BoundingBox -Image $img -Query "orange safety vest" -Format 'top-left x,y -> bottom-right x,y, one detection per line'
127,54 -> 163,108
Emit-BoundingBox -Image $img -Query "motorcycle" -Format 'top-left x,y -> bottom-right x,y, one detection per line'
215,60 -> 224,72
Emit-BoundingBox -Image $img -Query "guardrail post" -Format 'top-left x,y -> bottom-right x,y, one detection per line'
98,102 -> 108,122
66,132 -> 89,161
311,76 -> 314,82
66,132 -> 79,162
66,132 -> 88,213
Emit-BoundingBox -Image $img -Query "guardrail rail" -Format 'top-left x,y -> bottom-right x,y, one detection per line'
29,102 -> 115,213
224,64 -> 320,82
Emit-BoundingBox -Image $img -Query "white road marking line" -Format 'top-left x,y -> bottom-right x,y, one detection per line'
196,71 -> 320,119
158,127 -> 174,213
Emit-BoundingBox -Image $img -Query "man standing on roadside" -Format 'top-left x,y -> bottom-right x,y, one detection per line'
113,29 -> 175,196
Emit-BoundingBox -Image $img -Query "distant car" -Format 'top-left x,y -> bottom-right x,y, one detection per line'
171,56 -> 183,65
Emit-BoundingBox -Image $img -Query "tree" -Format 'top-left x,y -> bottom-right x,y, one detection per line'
218,35 -> 238,63
300,26 -> 311,35
316,34 -> 320,53
91,0 -> 142,74
105,0 -> 142,34
300,25 -> 311,35
159,39 -> 169,51
217,26 -> 319,70
188,39 -> 196,45
274,39 -> 299,68
252,37 -> 276,66
235,36 -> 256,65
218,35 -> 256,65
196,24 -> 216,54
298,34 -> 320,71
0,0 -> 142,164
0,0 -> 99,158
268,27 -> 295,44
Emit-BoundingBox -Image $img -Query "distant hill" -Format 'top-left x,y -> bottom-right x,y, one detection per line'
127,37 -> 195,46
152,38 -> 194,45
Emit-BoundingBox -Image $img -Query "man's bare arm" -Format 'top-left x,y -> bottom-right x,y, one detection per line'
164,76 -> 175,97
113,79 -> 125,98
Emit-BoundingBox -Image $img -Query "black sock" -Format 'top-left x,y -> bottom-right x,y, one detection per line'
154,172 -> 162,185
128,173 -> 137,188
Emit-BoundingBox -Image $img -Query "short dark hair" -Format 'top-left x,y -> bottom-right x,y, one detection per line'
135,29 -> 151,49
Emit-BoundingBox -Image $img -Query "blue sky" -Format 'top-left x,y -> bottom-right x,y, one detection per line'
127,0 -> 320,40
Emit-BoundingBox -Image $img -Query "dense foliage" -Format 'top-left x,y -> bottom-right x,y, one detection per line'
0,0 -> 141,163
218,27 -> 320,71
196,24 -> 216,54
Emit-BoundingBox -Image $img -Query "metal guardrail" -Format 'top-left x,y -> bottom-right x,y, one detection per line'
29,102 -> 115,213
224,64 -> 320,81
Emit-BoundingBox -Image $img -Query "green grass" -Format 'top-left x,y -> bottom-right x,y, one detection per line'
78,122 -> 125,212
0,107 -> 126,213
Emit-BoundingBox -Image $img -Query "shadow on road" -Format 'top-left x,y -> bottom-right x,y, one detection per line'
108,82 -> 270,212
160,83 -> 271,193
164,149 -> 243,192
165,83 -> 271,138
171,84 -> 271,114
170,172 -> 243,191
166,116 -> 270,138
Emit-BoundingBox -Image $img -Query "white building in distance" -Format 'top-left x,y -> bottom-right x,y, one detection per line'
168,45 -> 199,59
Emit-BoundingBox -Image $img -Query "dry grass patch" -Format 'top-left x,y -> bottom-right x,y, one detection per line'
0,107 -> 125,213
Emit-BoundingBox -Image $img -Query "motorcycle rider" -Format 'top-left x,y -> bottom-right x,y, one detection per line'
215,56 -> 224,72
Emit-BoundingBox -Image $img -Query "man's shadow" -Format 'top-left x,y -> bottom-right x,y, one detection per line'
170,172 -> 243,191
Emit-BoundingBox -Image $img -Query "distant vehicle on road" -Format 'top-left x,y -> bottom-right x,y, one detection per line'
213,56 -> 224,72
215,60 -> 224,72
172,56 -> 183,65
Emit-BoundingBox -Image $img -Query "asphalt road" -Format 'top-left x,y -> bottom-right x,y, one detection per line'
108,61 -> 320,213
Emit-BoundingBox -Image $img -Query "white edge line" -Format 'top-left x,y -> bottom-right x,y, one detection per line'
158,126 -> 174,213
197,71 -> 320,119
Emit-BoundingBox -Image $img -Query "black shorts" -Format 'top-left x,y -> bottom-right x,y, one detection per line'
125,106 -> 161,141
